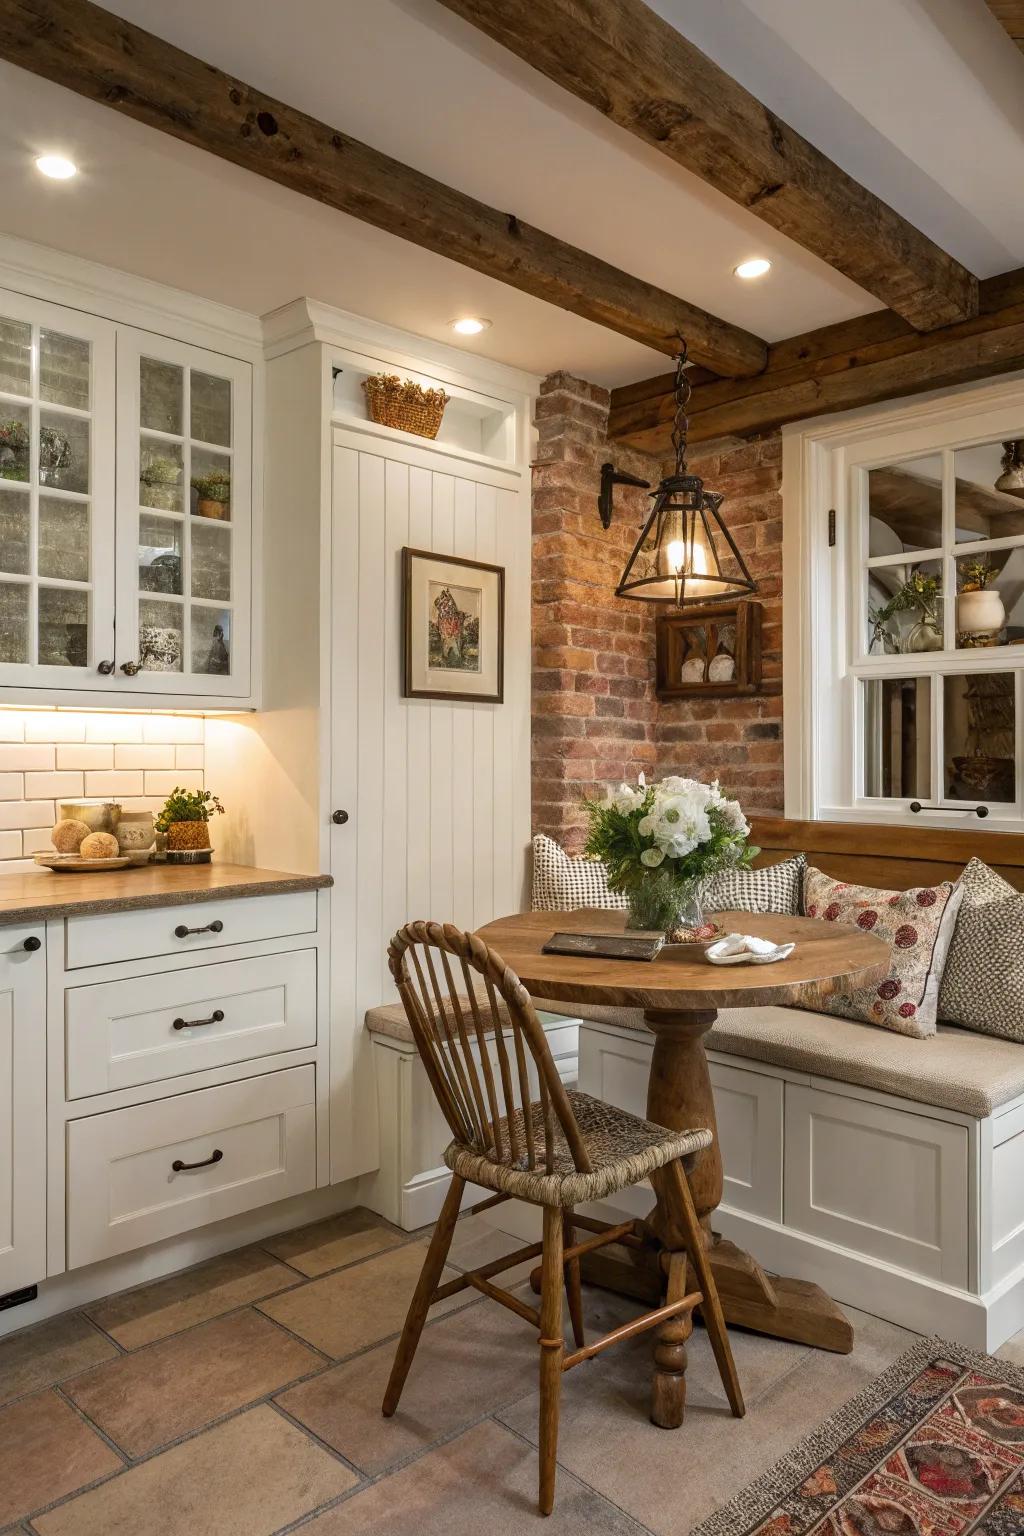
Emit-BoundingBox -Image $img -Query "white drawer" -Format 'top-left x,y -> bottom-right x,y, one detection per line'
65,891 -> 317,970
66,1067 -> 316,1268
66,950 -> 317,1099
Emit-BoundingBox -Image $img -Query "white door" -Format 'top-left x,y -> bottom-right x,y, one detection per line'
0,926 -> 46,1295
328,427 -> 531,1183
0,288 -> 115,689
114,330 -> 252,698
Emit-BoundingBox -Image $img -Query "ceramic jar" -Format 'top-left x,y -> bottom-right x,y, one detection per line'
111,810 -> 156,859
957,587 -> 1005,641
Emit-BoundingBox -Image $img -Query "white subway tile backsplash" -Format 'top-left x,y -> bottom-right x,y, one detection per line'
144,769 -> 204,796
25,771 -> 85,801
0,714 -> 206,862
84,770 -> 145,798
0,745 -> 56,772
0,801 -> 55,830
24,714 -> 87,743
86,715 -> 143,744
57,745 -> 115,771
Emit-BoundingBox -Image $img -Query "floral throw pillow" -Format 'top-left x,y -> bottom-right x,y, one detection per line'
801,866 -> 963,1038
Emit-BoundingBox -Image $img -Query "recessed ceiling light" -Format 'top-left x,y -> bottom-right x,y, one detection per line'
35,154 -> 78,180
449,316 -> 491,336
733,257 -> 772,281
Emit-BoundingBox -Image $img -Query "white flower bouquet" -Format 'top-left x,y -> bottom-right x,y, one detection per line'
583,774 -> 758,936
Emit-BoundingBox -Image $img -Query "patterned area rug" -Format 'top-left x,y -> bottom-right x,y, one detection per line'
692,1339 -> 1024,1536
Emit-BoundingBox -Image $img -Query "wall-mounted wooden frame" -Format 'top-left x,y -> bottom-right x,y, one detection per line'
402,546 -> 505,703
656,599 -> 762,700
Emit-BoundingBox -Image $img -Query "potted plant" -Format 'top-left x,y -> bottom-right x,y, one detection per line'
191,468 -> 231,519
140,453 -> 182,511
869,570 -> 942,653
155,786 -> 225,852
0,419 -> 29,482
582,774 -> 757,938
957,558 -> 1005,645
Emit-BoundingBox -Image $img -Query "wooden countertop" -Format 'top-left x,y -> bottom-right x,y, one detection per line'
0,862 -> 332,926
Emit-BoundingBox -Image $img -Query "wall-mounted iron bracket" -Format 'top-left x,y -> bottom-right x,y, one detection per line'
598,461 -> 650,530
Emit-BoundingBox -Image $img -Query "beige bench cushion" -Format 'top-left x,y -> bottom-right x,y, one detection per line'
537,998 -> 1024,1119
366,996 -> 520,1043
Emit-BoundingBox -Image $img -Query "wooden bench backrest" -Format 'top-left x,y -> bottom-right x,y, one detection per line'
750,816 -> 1024,893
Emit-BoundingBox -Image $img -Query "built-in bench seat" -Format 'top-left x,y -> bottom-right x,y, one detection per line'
536,999 -> 1024,1119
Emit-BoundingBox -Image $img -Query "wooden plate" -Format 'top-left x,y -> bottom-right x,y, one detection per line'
34,853 -> 134,873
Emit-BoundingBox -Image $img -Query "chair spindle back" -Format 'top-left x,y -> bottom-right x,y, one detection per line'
387,922 -> 591,1176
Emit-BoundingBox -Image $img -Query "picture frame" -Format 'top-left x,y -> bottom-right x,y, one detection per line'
402,547 -> 505,703
655,599 -> 763,700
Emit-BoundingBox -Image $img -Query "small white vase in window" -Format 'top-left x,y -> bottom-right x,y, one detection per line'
957,586 -> 1005,640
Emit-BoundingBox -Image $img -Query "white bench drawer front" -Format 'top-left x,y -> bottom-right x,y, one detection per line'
66,1067 -> 316,1267
783,1084 -> 969,1286
65,951 -> 317,1098
710,1060 -> 783,1221
65,892 -> 318,970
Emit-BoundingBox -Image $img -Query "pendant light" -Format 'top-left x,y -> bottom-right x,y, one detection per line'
615,345 -> 757,606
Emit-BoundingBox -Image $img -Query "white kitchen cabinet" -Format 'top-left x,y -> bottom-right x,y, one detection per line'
0,277 -> 256,705
0,926 -> 46,1296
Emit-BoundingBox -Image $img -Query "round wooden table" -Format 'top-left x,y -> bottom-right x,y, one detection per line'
476,908 -> 890,1426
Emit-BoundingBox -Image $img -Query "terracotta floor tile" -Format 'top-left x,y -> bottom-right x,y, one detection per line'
0,1312 -> 118,1407
497,1300 -> 915,1536
33,1403 -> 358,1536
446,1214 -> 538,1286
276,1283 -> 539,1474
0,1388 -> 122,1526
258,1240 -> 469,1358
85,1244 -> 299,1349
300,1418 -> 647,1535
262,1206 -> 404,1277
64,1308 -> 323,1456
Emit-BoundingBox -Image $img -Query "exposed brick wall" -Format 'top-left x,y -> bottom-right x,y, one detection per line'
655,436 -> 784,814
531,374 -> 783,850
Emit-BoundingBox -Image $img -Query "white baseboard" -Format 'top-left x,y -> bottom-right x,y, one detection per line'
359,1164 -> 453,1231
1,1181 -> 359,1339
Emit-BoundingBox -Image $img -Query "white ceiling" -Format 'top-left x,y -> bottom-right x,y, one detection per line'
0,0 -> 1022,385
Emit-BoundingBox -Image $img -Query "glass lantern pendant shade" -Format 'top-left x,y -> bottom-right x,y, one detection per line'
615,345 -> 757,606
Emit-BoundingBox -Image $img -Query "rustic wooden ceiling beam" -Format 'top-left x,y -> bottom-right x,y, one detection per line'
609,269 -> 1024,453
986,2 -> 1024,51
437,0 -> 979,332
0,0 -> 768,377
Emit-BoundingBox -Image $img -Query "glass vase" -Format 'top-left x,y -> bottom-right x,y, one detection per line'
625,873 -> 705,937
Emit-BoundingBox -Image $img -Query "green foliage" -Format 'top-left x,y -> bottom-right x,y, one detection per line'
191,468 -> 231,502
958,558 -> 995,593
140,455 -> 182,485
155,786 -> 225,832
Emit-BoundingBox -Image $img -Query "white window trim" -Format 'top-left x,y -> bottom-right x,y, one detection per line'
783,370 -> 1024,832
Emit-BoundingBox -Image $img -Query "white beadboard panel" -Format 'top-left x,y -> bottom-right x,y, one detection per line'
330,428 -> 530,1179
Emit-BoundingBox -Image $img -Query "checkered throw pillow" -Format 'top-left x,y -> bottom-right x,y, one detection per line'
939,857 -> 1024,1041
704,855 -> 806,916
531,834 -> 627,912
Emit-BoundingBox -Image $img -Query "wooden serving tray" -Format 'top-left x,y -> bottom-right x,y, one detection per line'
35,853 -> 134,873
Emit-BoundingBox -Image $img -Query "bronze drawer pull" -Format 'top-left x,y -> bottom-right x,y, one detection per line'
172,1149 -> 223,1172
174,920 -> 224,938
172,1009 -> 225,1031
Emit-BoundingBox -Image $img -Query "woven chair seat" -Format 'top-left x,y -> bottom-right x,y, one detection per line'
444,1089 -> 712,1207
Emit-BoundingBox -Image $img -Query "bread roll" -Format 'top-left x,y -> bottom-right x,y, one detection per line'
51,818 -> 91,853
79,831 -> 120,860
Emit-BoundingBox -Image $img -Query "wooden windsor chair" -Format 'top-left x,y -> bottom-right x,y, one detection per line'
381,921 -> 744,1516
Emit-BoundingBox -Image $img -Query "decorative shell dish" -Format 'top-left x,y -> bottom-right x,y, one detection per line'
705,933 -> 796,967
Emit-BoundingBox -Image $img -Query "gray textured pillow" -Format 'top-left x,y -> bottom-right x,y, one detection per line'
704,855 -> 806,916
531,834 -> 627,912
940,858 -> 1024,1041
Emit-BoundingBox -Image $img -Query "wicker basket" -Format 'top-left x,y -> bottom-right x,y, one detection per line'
362,373 -> 450,440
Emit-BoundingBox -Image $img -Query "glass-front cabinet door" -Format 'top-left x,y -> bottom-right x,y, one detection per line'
115,331 -> 252,696
0,290 -> 115,686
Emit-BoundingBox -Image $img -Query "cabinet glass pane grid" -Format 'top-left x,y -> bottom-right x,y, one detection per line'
853,446 -> 1024,815
137,359 -> 232,677
0,316 -> 92,668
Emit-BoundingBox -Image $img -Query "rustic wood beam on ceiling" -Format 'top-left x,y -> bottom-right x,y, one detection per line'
0,0 -> 768,378
986,1 -> 1024,51
437,0 -> 979,333
609,269 -> 1024,452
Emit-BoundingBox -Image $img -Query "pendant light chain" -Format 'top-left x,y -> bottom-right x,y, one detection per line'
670,341 -> 691,477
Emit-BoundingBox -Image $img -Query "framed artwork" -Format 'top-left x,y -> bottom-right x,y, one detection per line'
402,547 -> 505,703
656,599 -> 763,700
